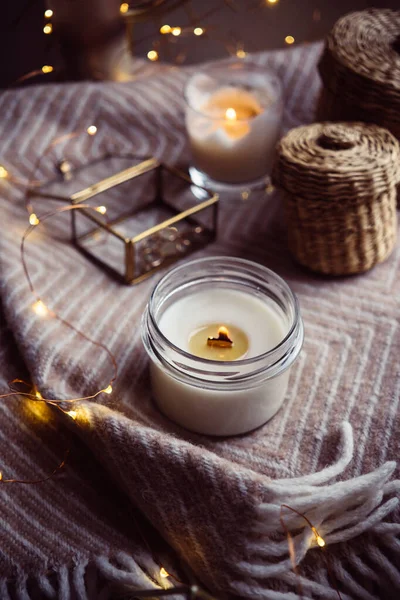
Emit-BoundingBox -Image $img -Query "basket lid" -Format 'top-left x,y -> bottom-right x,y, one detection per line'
319,9 -> 400,98
272,122 -> 400,200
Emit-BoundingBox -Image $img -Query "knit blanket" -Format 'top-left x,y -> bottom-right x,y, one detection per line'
0,43 -> 399,600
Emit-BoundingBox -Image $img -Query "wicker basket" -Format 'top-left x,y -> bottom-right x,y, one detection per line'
317,9 -> 400,141
272,122 -> 400,275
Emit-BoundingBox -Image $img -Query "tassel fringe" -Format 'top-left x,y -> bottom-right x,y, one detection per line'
233,422 -> 400,599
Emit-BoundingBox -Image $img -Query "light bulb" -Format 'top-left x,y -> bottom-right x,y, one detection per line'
44,9 -> 53,18
0,165 -> 8,178
32,300 -> 48,317
96,206 -> 107,214
285,35 -> 295,45
103,385 -> 113,395
316,535 -> 326,547
43,23 -> 52,34
87,125 -> 97,136
66,410 -> 78,420
194,27 -> 204,36
29,213 -> 40,226
120,3 -> 129,13
236,48 -> 246,58
225,108 -> 237,121
147,50 -> 159,61
160,24 -> 171,34
42,65 -> 54,74
171,27 -> 181,36
35,390 -> 43,400
160,567 -> 170,578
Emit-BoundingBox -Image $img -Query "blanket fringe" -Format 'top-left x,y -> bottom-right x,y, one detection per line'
233,422 -> 400,599
0,552 -> 168,600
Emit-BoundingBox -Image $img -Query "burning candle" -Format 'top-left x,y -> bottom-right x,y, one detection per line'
142,257 -> 304,436
184,63 -> 283,189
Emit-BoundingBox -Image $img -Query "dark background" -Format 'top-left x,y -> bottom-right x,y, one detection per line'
1,0 -> 399,87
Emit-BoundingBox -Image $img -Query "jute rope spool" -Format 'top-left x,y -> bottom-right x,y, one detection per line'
272,122 -> 400,275
317,9 -> 400,141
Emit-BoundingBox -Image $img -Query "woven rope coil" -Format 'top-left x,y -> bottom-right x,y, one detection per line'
272,122 -> 400,275
317,9 -> 400,140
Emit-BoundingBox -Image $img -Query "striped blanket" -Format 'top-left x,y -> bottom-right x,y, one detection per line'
0,43 -> 399,599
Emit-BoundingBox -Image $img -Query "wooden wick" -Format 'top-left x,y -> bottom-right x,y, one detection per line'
207,327 -> 233,348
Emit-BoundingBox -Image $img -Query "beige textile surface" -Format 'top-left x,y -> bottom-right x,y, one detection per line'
0,43 -> 399,599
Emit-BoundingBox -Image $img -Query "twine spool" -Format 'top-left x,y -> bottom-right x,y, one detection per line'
317,9 -> 400,140
272,122 -> 400,275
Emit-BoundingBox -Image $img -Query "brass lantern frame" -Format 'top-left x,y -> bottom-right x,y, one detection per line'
27,153 -> 219,285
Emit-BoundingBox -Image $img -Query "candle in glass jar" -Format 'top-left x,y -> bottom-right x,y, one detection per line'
142,257 -> 304,436
185,68 -> 283,185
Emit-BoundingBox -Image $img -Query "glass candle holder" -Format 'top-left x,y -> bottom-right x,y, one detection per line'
184,62 -> 283,196
142,257 -> 303,436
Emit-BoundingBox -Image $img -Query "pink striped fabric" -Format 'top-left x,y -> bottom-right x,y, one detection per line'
0,43 -> 399,599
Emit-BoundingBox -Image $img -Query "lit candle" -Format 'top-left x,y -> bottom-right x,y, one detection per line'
142,257 -> 304,436
185,66 -> 283,186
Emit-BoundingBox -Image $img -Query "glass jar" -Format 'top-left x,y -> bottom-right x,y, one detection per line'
142,256 -> 303,436
184,62 -> 283,195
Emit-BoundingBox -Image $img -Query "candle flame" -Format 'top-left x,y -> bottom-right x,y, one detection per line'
207,326 -> 233,348
218,326 -> 230,337
225,108 -> 237,121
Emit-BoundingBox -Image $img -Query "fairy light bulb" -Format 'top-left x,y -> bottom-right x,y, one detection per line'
35,390 -> 43,400
0,165 -> 8,178
147,50 -> 159,61
87,125 -> 97,136
43,23 -> 53,34
42,65 -> 53,74
236,48 -> 247,58
160,567 -> 170,578
32,300 -> 48,317
194,27 -> 204,36
103,385 -> 113,395
66,410 -> 78,420
311,527 -> 326,547
29,213 -> 40,226
44,9 -> 53,18
225,108 -> 237,121
160,24 -> 171,34
0,472 -> 2,481
120,3 -> 129,13
171,27 -> 181,36
267,0 -> 278,4
285,35 -> 295,45
96,206 -> 107,214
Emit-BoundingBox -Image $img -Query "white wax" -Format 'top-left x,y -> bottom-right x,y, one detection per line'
151,288 -> 291,436
186,86 -> 282,184
159,289 -> 285,357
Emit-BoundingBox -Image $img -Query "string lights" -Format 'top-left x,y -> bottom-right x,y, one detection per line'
147,50 -> 159,61
30,0 -> 304,69
32,299 -> 49,317
87,125 -> 97,136
280,504 -> 342,600
160,24 -> 172,34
